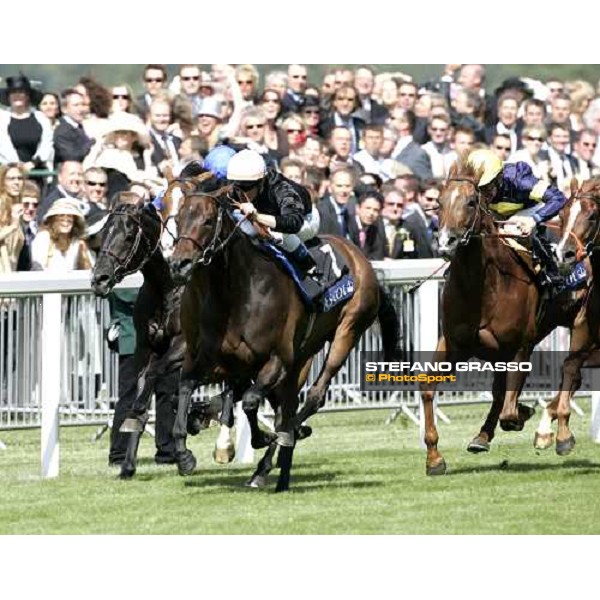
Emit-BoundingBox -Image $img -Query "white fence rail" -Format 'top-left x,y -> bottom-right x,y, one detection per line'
1,261 -> 597,476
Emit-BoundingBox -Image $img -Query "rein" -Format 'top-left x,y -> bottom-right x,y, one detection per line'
98,206 -> 164,278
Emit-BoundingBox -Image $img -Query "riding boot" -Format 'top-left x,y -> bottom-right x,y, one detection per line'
532,232 -> 563,293
289,244 -> 326,302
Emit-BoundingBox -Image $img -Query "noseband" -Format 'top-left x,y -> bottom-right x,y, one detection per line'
174,185 -> 244,267
98,206 -> 163,278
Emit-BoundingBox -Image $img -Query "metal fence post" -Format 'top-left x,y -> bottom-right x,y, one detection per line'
418,279 -> 440,448
41,293 -> 62,478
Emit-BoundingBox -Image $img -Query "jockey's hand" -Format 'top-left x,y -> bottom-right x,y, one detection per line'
239,202 -> 257,219
505,215 -> 536,236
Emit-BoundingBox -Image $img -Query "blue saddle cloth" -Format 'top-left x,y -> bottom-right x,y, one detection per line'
565,261 -> 587,290
259,241 -> 354,312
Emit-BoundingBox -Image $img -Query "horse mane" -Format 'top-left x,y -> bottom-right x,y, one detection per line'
580,176 -> 600,201
448,152 -> 483,185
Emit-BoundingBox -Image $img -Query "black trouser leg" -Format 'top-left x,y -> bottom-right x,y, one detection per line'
110,354 -> 137,463
154,370 -> 178,459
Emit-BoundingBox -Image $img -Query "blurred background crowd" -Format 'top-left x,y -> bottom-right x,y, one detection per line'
1,62 -> 600,273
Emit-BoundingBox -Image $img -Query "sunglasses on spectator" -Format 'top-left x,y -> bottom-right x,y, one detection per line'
582,142 -> 597,148
86,180 -> 107,187
246,124 -> 265,130
145,78 -> 164,83
385,201 -> 403,207
113,94 -> 130,100
526,136 -> 543,142
292,75 -> 307,80
181,76 -> 200,81
238,80 -> 253,85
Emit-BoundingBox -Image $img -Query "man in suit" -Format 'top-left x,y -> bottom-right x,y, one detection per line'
319,85 -> 365,154
36,161 -> 84,225
398,179 -> 441,259
572,129 -> 599,181
53,89 -> 94,165
317,167 -> 356,236
147,98 -> 181,177
347,189 -> 387,260
281,64 -> 308,115
390,108 -> 433,181
353,66 -> 389,126
136,64 -> 168,120
484,91 -> 522,155
546,122 -> 578,190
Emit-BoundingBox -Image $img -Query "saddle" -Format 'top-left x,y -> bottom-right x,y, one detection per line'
258,237 -> 354,312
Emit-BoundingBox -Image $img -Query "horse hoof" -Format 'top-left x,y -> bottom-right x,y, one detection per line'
426,459 -> 447,476
500,419 -> 524,432
467,437 -> 490,453
245,475 -> 267,488
533,432 -> 554,450
297,425 -> 312,441
556,435 -> 576,456
251,431 -> 277,450
275,482 -> 290,493
213,446 -> 235,464
120,418 -> 144,433
176,450 -> 197,476
119,465 -> 136,480
518,403 -> 536,422
186,417 -> 202,435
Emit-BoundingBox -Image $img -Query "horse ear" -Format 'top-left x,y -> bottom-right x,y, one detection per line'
163,163 -> 175,183
569,177 -> 579,200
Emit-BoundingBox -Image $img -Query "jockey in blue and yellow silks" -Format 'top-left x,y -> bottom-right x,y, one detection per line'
467,149 -> 567,292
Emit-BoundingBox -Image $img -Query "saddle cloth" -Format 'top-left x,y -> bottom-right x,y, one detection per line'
259,236 -> 354,312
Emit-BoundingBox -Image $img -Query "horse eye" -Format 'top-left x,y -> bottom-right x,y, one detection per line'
467,198 -> 477,208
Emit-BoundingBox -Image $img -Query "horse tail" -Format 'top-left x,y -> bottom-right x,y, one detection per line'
377,284 -> 403,362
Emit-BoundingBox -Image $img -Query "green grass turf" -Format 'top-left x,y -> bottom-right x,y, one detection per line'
1,401 -> 599,534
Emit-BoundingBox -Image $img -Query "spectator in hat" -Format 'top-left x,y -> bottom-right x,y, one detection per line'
0,74 -> 54,170
84,111 -> 158,191
31,197 -> 93,271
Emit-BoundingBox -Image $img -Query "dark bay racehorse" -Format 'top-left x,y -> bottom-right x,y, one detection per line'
169,174 -> 399,492
420,159 -> 585,475
533,177 -> 600,449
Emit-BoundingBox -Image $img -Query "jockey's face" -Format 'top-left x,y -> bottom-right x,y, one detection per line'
234,179 -> 261,201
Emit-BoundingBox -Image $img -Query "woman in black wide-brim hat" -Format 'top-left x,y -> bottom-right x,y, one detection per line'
0,74 -> 54,171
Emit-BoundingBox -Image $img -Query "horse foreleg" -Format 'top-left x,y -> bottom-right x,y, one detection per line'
468,371 -> 507,453
173,366 -> 198,476
213,383 -> 236,464
274,382 -> 300,493
246,442 -> 278,488
534,394 -> 559,450
421,336 -> 451,476
499,348 -> 533,430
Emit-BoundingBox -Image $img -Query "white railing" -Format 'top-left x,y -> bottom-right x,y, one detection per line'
1,260 -> 598,476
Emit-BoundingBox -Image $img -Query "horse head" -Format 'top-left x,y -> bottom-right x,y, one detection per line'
437,158 -> 491,258
555,177 -> 600,265
91,192 -> 163,297
169,174 -> 233,284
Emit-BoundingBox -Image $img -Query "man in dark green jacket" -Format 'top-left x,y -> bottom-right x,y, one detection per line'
108,289 -> 178,465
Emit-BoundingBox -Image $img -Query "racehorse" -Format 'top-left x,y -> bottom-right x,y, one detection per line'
91,191 -> 235,478
533,177 -> 600,450
420,158 -> 584,475
169,173 -> 399,492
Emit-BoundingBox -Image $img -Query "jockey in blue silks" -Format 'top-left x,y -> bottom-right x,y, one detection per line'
466,148 -> 567,292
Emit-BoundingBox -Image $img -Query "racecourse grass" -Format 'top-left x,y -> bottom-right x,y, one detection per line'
1,401 -> 600,534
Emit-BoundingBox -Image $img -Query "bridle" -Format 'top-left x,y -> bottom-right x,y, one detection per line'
444,177 -> 498,246
553,191 -> 600,261
174,185 -> 246,267
98,205 -> 163,279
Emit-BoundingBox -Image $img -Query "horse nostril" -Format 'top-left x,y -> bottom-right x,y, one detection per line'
91,273 -> 112,297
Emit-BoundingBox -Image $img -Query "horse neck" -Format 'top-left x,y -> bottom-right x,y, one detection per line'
141,248 -> 174,294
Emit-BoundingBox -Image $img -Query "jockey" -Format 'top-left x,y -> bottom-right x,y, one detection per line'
226,149 -> 323,280
466,148 -> 567,290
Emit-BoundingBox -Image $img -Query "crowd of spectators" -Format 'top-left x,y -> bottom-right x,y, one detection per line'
1,63 -> 600,273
